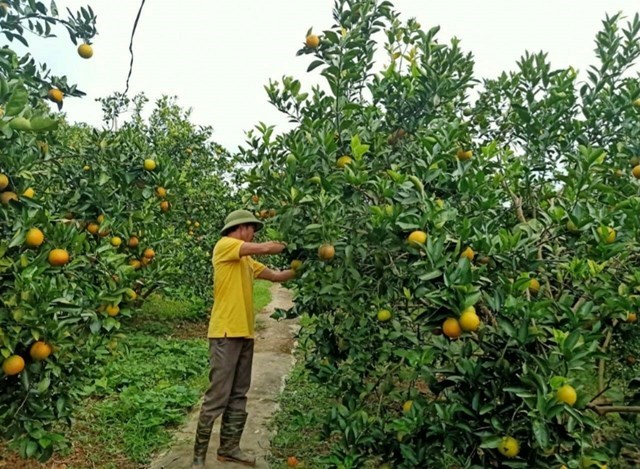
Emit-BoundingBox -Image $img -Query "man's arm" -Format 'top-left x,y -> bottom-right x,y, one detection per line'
239,241 -> 286,257
257,268 -> 296,283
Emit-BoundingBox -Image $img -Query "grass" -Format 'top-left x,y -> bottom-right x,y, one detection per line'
267,355 -> 336,468
51,281 -> 274,468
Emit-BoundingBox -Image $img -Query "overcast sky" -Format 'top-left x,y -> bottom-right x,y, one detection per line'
25,1 -> 640,151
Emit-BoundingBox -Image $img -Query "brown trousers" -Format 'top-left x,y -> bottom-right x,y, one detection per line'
196,338 -> 254,430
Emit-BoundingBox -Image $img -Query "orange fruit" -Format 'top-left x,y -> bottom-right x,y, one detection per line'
456,148 -> 473,161
497,436 -> 520,458
408,230 -> 427,246
290,259 -> 302,270
143,248 -> 155,259
97,214 -> 105,224
460,246 -> 475,261
442,317 -> 462,339
633,165 -> 640,178
402,400 -> 413,412
124,288 -> 137,301
87,223 -> 100,235
160,201 -> 170,212
144,159 -> 157,170
251,194 -> 259,204
105,304 -> 120,317
25,228 -> 45,248
22,187 -> 35,198
287,456 -> 299,467
83,165 -> 91,171
2,355 -> 25,375
47,89 -> 64,103
48,248 -> 70,266
99,228 -> 110,238
556,384 -> 577,406
77,43 -> 93,59
156,186 -> 167,198
30,341 -> 52,361
305,34 -> 320,48
377,309 -> 392,322
528,278 -> 541,294
318,244 -> 335,261
194,221 -> 200,228
129,259 -> 142,270
459,307 -> 480,332
0,173 -> 8,190
0,191 -> 18,205
598,226 -> 616,244
141,256 -> 152,266
111,237 -> 122,247
628,312 -> 638,323
336,155 -> 353,168
128,236 -> 139,248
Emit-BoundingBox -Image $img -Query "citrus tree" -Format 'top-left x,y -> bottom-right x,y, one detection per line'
0,4 -> 234,461
241,1 -> 640,467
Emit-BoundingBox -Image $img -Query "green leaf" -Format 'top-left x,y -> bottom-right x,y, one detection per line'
5,84 -> 29,116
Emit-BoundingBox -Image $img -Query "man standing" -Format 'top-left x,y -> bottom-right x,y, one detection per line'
192,209 -> 295,468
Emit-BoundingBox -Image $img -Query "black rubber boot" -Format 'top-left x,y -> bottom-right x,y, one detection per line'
217,409 -> 256,466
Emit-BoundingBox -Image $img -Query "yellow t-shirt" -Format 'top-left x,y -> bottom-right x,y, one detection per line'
208,236 -> 266,338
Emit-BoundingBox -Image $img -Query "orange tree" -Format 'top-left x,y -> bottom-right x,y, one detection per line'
240,1 -> 640,467
0,3 -> 234,461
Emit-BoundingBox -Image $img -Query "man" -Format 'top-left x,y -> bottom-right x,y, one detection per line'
192,209 -> 296,468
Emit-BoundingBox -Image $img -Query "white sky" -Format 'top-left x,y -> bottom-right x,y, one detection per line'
21,1 -> 640,151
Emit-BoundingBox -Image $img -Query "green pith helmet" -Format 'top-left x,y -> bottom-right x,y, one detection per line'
220,209 -> 264,235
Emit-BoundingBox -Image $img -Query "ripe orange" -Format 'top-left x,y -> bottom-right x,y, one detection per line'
144,159 -> 157,171
290,259 -> 302,270
1,191 -> 18,205
156,186 -> 167,198
129,259 -> 142,270
160,201 -> 170,212
48,248 -> 70,266
318,244 -> 335,261
141,256 -> 152,266
305,34 -> 320,48
633,165 -> 640,178
528,278 -> 540,294
105,304 -> 120,317
287,456 -> 299,467
627,312 -> 638,323
459,307 -> 480,332
251,194 -> 259,204
22,187 -> 35,198
456,148 -> 473,161
377,309 -> 392,322
0,173 -> 8,190
25,228 -> 45,248
87,223 -> 100,235
30,341 -> 52,361
83,165 -> 91,171
128,236 -> 139,248
336,155 -> 353,168
460,246 -> 475,261
97,214 -> 105,224
77,43 -> 93,59
48,89 -> 64,103
99,228 -> 110,238
442,317 -> 462,339
497,436 -> 520,458
556,384 -> 577,406
2,355 -> 25,375
111,237 -> 122,247
194,221 -> 201,228
407,230 -> 427,246
143,248 -> 155,259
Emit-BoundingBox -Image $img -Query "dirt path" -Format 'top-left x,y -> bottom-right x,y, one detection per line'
150,284 -> 296,469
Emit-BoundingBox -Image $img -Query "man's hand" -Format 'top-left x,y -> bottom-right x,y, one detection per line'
266,241 -> 287,254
